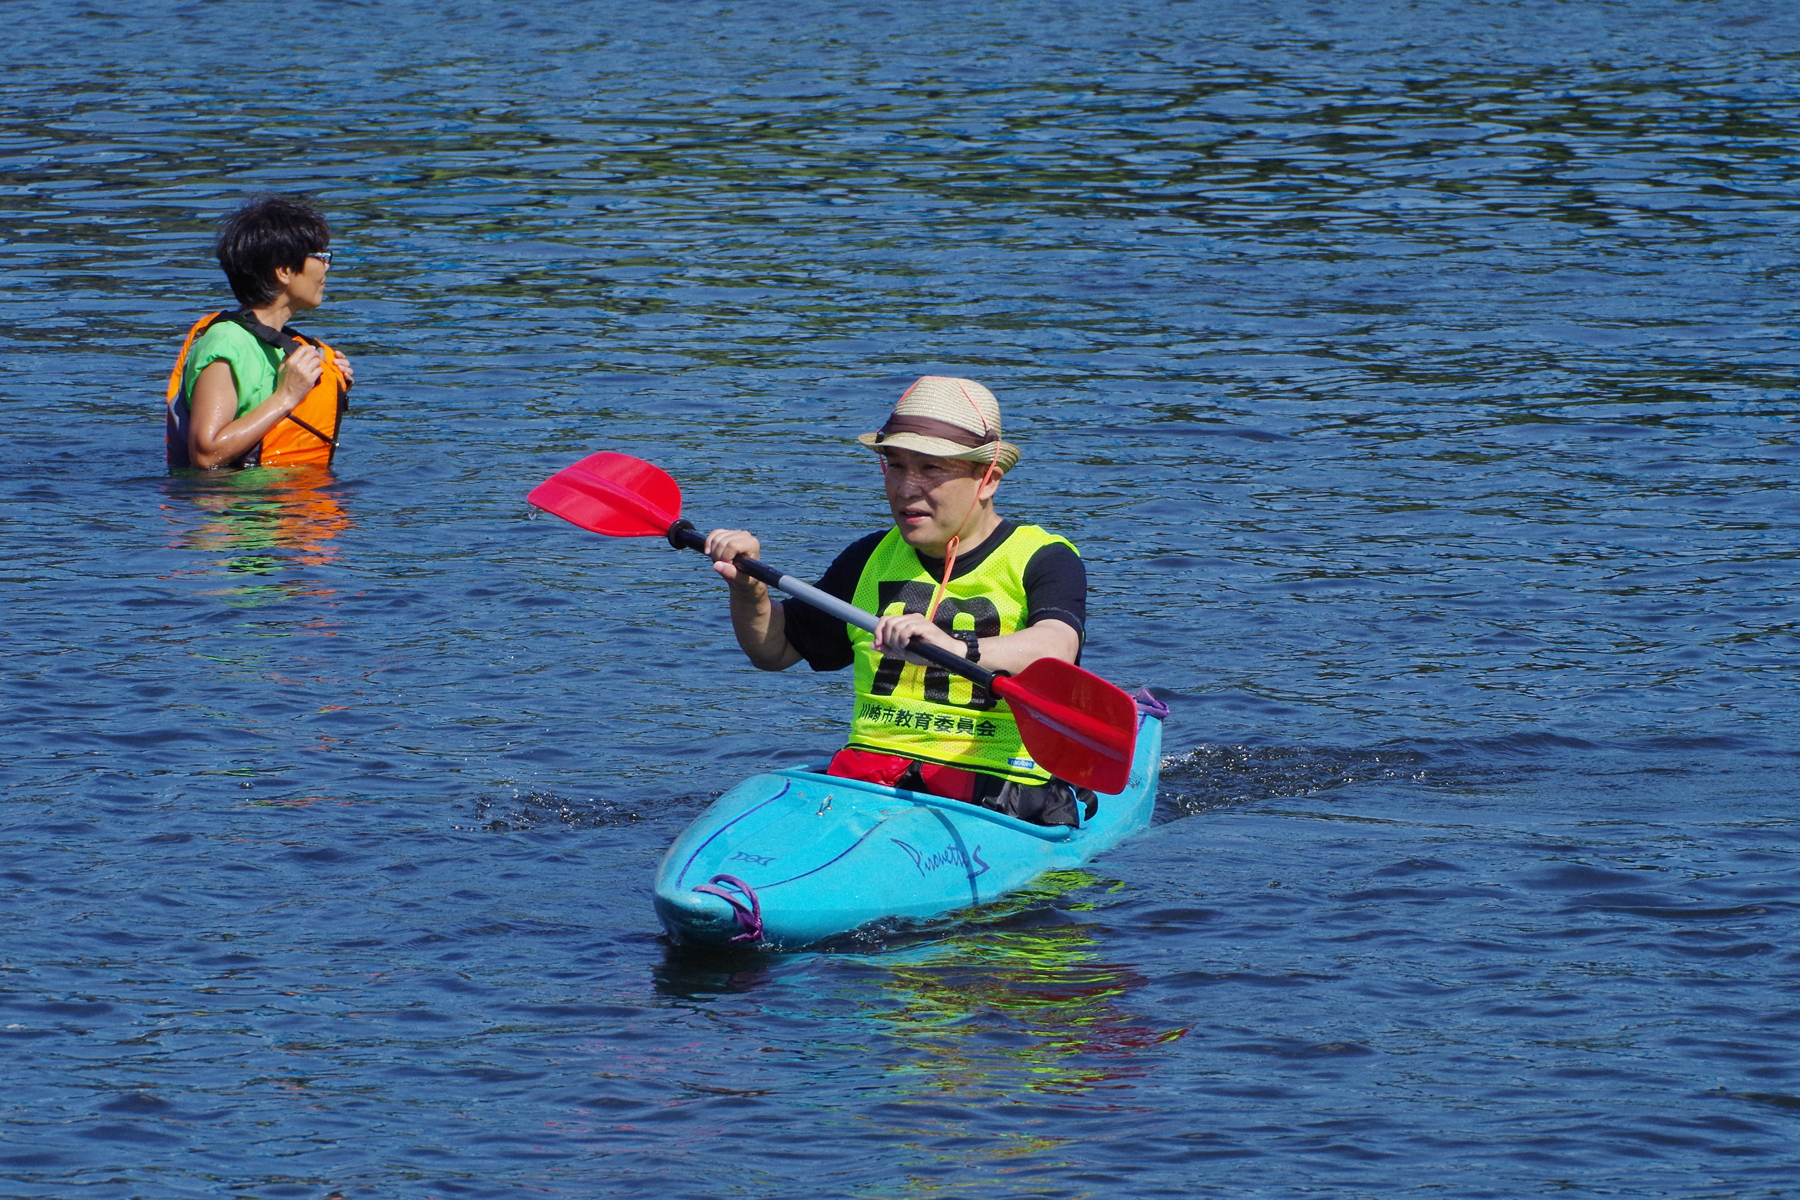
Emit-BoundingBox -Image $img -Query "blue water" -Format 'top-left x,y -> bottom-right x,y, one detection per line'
4,1 -> 1798,1195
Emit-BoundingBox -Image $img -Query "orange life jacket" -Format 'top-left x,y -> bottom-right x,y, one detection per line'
165,310 -> 350,470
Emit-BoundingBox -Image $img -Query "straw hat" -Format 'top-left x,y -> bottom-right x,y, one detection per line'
856,376 -> 1021,473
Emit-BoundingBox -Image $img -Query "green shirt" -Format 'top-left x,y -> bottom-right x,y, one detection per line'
180,319 -> 285,418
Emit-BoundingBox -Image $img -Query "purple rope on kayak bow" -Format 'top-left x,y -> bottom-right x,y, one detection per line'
1133,688 -> 1170,720
692,874 -> 764,944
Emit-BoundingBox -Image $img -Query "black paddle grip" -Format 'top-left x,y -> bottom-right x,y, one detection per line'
666,519 -> 786,589
731,556 -> 786,588
908,639 -> 1001,691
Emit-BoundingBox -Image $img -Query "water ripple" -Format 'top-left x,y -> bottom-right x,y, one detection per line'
4,1 -> 1798,1196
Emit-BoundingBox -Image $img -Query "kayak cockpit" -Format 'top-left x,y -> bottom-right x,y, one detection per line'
772,767 -> 1077,842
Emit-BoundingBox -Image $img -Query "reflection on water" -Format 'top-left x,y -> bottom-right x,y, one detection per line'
160,466 -> 352,607
865,927 -> 1184,1102
650,877 -> 1186,1191
654,872 -> 1185,1101
653,946 -> 777,998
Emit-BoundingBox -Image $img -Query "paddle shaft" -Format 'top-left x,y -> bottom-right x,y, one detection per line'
666,520 -> 1003,692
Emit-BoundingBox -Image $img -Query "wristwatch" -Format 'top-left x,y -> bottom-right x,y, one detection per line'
953,630 -> 980,663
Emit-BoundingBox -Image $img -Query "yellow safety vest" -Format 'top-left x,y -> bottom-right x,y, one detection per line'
847,524 -> 1078,785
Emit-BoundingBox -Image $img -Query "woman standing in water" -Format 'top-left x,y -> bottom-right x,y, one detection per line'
165,195 -> 355,470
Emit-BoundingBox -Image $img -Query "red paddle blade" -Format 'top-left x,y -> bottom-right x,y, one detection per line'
528,451 -> 682,538
994,657 -> 1139,795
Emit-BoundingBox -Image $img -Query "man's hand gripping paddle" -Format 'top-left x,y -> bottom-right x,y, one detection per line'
528,451 -> 1140,794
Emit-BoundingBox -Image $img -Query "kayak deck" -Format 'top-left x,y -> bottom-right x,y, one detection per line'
654,711 -> 1164,948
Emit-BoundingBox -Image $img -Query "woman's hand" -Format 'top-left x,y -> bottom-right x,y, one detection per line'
273,343 -> 323,406
874,611 -> 963,664
333,350 -> 355,388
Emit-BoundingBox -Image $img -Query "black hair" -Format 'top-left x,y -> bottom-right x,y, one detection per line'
214,194 -> 330,306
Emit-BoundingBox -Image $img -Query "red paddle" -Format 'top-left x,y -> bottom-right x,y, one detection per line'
528,451 -> 1140,794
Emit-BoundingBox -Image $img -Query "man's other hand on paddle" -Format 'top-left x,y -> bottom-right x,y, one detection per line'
872,608 -> 1079,674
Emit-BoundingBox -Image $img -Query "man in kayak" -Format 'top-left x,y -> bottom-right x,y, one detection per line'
704,376 -> 1092,826
166,194 -> 355,470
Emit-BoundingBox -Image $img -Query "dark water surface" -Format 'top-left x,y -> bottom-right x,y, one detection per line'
4,1 -> 1798,1196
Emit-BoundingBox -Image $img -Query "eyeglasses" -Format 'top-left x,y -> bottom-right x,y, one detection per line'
878,455 -> 978,485
309,251 -> 334,266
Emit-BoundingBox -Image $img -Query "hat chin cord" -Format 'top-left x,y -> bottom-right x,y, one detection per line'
923,381 -> 1002,627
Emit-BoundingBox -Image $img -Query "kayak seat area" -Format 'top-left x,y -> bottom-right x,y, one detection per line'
774,768 -> 1075,842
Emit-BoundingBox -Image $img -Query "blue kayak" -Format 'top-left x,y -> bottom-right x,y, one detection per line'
653,707 -> 1165,948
